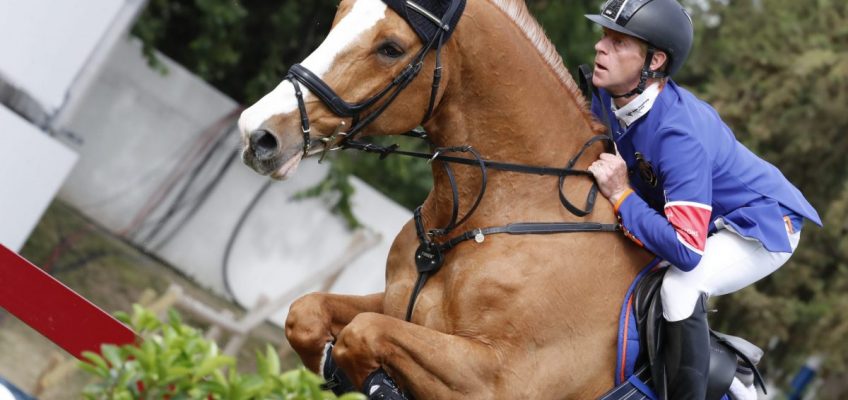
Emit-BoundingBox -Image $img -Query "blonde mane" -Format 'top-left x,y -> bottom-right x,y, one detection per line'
486,0 -> 598,121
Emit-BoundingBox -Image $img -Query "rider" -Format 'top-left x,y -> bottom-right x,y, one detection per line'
583,0 -> 822,398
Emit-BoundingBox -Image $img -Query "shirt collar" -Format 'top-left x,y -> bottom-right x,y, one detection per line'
611,83 -> 661,128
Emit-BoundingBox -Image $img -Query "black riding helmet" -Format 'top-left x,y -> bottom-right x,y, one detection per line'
586,0 -> 694,97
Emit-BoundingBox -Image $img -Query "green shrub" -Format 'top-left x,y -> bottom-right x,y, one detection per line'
78,305 -> 365,400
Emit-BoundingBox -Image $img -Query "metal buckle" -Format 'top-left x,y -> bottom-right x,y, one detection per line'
301,125 -> 312,155
314,121 -> 348,163
473,228 -> 485,243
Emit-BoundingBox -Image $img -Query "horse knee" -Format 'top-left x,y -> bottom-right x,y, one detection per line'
334,312 -> 385,367
285,293 -> 333,354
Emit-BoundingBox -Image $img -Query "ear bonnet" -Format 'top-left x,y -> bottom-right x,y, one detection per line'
382,0 -> 466,43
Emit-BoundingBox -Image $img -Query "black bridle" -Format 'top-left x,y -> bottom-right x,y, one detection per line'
287,0 -> 459,157
283,0 -> 621,324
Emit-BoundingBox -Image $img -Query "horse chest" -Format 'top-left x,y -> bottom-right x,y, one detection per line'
384,237 -> 537,332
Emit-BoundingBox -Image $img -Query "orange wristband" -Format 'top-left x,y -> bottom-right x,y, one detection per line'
613,188 -> 634,213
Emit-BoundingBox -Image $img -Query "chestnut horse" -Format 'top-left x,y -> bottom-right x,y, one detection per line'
238,0 -> 652,398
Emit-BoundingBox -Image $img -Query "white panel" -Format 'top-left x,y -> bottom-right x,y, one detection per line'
0,0 -> 124,111
0,105 -> 78,251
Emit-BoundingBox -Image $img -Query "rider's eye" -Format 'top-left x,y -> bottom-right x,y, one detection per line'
377,42 -> 405,59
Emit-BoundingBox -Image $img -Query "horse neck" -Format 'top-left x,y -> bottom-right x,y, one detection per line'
420,0 -> 610,228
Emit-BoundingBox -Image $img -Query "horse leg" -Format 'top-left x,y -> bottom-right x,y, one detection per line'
285,292 -> 383,372
333,312 -> 501,399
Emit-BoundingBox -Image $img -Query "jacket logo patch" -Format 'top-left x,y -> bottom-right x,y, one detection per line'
635,152 -> 657,187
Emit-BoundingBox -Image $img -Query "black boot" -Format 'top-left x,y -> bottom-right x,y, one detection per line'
320,342 -> 356,395
363,368 -> 408,400
663,294 -> 710,400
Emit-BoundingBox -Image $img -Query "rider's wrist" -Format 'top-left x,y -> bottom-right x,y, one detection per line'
612,188 -> 634,212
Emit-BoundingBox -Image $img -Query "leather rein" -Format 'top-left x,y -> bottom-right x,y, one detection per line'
283,0 -> 620,322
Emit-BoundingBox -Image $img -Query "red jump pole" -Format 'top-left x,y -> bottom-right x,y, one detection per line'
0,244 -> 137,359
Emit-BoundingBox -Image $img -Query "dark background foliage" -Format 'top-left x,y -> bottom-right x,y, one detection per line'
133,0 -> 848,395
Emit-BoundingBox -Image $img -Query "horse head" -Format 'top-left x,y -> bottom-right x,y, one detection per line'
238,0 -> 458,180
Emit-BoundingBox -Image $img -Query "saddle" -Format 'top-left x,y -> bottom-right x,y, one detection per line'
632,268 -> 767,400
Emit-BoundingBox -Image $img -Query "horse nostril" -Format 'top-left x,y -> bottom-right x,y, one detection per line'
249,129 -> 279,159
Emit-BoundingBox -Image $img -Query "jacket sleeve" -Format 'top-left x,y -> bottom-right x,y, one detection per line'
615,129 -> 713,271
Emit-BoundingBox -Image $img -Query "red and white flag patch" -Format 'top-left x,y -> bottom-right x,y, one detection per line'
664,201 -> 712,255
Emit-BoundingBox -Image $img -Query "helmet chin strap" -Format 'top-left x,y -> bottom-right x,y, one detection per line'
610,46 -> 668,99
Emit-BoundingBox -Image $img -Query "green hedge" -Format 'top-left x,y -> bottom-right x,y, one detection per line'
79,305 -> 364,400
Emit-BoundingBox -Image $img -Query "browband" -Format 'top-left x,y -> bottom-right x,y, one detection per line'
406,0 -> 450,30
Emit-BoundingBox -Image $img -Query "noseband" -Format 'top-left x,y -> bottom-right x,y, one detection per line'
286,0 -> 462,157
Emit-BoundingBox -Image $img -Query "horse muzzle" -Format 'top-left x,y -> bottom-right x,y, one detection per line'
241,128 -> 304,180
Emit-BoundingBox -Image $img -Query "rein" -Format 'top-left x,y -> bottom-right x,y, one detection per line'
385,134 -> 620,321
342,133 -> 614,216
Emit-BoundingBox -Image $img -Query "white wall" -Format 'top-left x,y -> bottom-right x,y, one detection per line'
58,38 -> 240,231
0,0 -> 143,252
0,0 -> 125,112
0,106 -> 78,251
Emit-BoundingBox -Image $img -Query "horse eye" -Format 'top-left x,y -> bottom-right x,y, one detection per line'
378,42 -> 405,59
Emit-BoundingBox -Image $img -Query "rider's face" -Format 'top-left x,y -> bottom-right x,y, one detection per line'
592,28 -> 646,95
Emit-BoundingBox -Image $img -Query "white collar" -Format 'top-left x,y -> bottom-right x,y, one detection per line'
611,83 -> 661,128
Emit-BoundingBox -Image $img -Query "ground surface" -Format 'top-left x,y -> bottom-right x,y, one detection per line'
0,200 -> 297,399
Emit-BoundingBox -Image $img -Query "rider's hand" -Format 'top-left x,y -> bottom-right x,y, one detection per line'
588,152 -> 631,206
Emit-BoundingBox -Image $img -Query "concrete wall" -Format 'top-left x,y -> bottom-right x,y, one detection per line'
56,38 -> 411,322
58,38 -> 240,232
0,0 -> 125,112
0,0 -> 141,253
0,106 -> 77,251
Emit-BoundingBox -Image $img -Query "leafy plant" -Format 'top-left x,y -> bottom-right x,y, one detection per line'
78,305 -> 365,400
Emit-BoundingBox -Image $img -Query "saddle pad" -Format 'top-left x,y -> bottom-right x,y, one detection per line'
600,366 -> 657,400
615,258 -> 662,385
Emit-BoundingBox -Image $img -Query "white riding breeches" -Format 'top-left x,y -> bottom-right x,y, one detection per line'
661,223 -> 801,322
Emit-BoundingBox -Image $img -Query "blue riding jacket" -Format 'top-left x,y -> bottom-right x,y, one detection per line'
591,80 -> 822,271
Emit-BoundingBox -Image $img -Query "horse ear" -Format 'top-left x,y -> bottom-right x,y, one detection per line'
382,0 -> 467,43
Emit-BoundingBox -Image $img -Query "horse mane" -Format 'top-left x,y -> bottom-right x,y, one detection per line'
486,0 -> 603,132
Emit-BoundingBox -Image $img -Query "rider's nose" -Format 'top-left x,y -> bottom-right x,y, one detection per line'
249,129 -> 279,160
595,38 -> 606,54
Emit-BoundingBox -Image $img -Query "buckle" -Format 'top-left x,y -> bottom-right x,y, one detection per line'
311,121 -> 348,163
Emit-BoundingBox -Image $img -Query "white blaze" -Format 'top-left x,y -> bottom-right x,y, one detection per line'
238,0 -> 388,136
